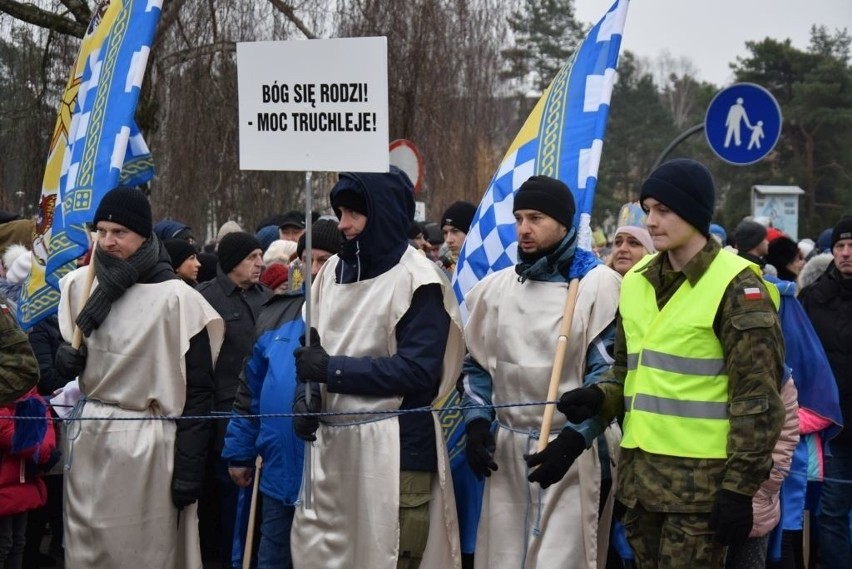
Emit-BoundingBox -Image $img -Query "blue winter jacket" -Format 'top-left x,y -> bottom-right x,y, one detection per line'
221,291 -> 305,504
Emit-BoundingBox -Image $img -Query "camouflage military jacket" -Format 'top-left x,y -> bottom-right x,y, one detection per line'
0,293 -> 39,404
599,239 -> 785,513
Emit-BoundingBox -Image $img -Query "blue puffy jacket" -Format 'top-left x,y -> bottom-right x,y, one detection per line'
221,291 -> 305,504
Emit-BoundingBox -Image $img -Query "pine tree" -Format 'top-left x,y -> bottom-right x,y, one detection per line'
501,0 -> 585,95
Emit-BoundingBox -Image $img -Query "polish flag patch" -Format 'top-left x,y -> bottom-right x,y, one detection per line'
743,287 -> 762,300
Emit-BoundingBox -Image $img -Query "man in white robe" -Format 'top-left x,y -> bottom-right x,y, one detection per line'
55,186 -> 224,568
291,166 -> 465,569
461,176 -> 621,568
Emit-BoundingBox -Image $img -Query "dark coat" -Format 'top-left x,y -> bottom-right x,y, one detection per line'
28,316 -> 74,396
196,269 -> 271,450
799,262 -> 852,446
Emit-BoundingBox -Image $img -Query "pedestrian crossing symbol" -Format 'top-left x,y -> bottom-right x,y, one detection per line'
704,83 -> 782,166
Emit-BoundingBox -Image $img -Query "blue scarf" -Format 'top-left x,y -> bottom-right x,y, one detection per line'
515,228 -> 601,284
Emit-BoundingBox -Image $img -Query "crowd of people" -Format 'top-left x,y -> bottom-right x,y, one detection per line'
0,157 -> 849,569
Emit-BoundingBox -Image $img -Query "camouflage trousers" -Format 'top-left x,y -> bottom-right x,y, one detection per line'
397,471 -> 433,569
622,504 -> 726,568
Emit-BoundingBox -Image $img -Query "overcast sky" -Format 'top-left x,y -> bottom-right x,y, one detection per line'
575,0 -> 852,87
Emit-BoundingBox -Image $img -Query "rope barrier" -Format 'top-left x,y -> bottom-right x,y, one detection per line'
3,401 -> 851,484
0,400 -> 555,422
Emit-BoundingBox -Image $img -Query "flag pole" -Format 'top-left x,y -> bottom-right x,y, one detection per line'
242,455 -> 263,569
536,278 -> 579,452
302,171 -> 314,510
71,251 -> 97,350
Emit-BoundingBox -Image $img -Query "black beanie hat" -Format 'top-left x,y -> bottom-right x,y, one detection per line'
93,186 -> 152,237
734,220 -> 768,253
766,236 -> 800,268
831,215 -> 852,248
441,201 -> 477,235
164,239 -> 197,270
218,232 -> 262,274
640,159 -> 715,236
407,220 -> 427,240
331,189 -> 368,217
513,176 -> 576,229
297,219 -> 342,259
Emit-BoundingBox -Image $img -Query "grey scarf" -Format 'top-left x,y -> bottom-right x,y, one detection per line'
76,234 -> 160,337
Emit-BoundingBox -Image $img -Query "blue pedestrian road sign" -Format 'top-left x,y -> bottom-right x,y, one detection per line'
704,83 -> 782,165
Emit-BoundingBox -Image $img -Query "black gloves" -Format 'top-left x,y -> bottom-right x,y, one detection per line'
709,489 -> 753,546
293,382 -> 322,442
465,419 -> 498,479
557,385 -> 604,423
171,477 -> 200,510
524,428 -> 586,489
55,343 -> 87,378
294,327 -> 330,383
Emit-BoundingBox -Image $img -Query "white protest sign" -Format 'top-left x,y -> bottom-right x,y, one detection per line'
237,37 -> 389,172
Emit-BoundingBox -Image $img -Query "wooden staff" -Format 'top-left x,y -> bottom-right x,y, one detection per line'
242,455 -> 263,569
70,252 -> 97,349
536,278 -> 580,452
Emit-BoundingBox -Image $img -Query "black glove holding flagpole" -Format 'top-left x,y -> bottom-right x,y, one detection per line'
294,328 -> 329,383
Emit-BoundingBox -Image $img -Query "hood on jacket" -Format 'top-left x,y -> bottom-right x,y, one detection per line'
797,252 -> 833,292
763,273 -> 797,297
330,166 -> 415,283
153,219 -> 192,242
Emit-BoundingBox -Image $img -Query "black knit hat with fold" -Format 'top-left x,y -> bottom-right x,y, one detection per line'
640,159 -> 715,237
218,232 -> 262,274
164,239 -> 197,270
92,186 -> 152,238
297,219 -> 343,259
513,176 -> 576,229
831,215 -> 852,248
440,201 -> 477,234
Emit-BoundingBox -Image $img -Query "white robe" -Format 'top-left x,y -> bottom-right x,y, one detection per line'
291,247 -> 465,569
58,268 -> 223,569
464,265 -> 621,569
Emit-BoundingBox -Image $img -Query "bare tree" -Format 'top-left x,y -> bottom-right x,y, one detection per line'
2,0 -> 510,235
654,50 -> 701,130
336,0 -> 509,218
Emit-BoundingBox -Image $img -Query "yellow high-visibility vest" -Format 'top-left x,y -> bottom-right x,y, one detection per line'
619,249 -> 777,459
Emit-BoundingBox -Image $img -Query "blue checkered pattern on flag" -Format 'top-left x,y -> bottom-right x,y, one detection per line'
17,0 -> 161,328
452,0 -> 628,320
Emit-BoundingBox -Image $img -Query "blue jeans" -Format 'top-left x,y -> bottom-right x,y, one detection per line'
257,493 -> 295,569
819,443 -> 852,568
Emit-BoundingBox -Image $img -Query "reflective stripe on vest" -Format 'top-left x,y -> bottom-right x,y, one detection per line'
623,394 -> 729,420
626,349 -> 725,376
619,250 -> 766,459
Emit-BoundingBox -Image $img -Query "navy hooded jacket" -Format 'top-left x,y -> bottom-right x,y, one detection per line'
324,167 -> 450,472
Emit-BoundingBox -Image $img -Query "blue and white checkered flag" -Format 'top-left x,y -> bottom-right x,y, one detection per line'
452,0 -> 628,320
18,0 -> 160,327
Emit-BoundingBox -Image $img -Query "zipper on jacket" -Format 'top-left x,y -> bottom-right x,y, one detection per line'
19,460 -> 25,483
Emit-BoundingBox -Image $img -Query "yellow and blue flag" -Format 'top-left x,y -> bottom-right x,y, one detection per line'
452,0 -> 628,319
18,0 -> 161,327
440,1 -> 629,553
